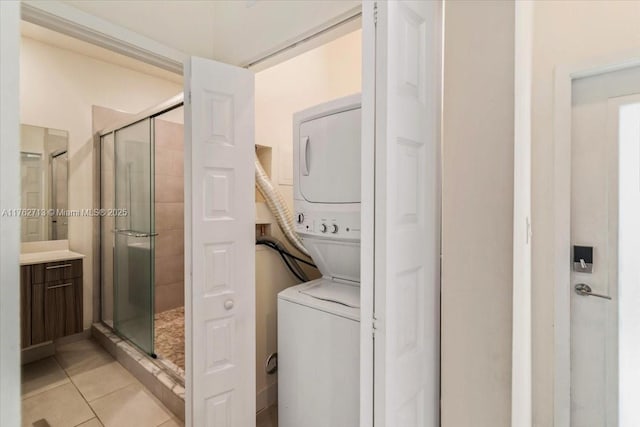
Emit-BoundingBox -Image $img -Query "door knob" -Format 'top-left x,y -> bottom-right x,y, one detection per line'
575,283 -> 611,300
224,299 -> 234,310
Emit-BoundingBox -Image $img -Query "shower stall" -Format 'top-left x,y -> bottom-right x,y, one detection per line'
99,94 -> 185,371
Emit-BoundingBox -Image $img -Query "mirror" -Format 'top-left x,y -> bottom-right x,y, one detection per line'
20,124 -> 69,242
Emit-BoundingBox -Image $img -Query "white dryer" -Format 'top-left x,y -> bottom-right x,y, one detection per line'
278,93 -> 362,427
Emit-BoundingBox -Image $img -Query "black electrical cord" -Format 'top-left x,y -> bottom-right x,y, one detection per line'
257,241 -> 307,281
278,251 -> 306,282
256,239 -> 311,266
279,251 -> 317,268
256,238 -> 318,282
258,241 -> 316,268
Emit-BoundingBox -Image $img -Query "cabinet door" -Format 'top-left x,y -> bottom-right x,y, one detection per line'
32,259 -> 82,284
44,278 -> 82,341
31,283 -> 45,345
20,266 -> 31,348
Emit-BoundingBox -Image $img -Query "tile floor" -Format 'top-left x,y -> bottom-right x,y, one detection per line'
21,338 -> 183,427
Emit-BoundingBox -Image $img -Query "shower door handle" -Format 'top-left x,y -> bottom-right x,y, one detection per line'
113,229 -> 159,238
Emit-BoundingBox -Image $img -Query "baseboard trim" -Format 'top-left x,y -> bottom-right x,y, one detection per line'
21,328 -> 91,365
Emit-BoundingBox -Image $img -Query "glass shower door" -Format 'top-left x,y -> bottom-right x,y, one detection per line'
113,118 -> 155,355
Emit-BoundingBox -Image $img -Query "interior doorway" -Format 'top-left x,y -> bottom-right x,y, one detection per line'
569,66 -> 640,426
3,2 -> 444,426
11,4 -> 366,427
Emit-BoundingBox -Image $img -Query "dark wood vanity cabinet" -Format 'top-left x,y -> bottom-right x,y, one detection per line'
21,259 -> 83,348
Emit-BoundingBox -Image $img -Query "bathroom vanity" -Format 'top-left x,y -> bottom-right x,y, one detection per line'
18,125 -> 84,349
20,246 -> 84,348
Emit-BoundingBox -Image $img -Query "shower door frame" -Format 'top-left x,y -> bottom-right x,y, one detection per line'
49,148 -> 68,240
98,95 -> 185,356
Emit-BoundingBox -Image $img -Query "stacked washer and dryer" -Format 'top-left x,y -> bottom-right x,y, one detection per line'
278,94 -> 362,427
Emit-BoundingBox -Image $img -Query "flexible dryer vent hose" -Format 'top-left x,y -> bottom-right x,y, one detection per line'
255,154 -> 310,258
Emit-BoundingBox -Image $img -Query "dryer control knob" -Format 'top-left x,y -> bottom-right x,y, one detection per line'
296,213 -> 304,224
320,224 -> 328,233
331,224 -> 339,234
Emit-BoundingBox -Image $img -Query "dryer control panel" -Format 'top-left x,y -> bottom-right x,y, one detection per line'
295,210 -> 360,240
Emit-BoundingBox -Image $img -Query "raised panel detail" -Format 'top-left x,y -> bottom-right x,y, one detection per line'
26,192 -> 39,208
403,18 -> 419,89
203,168 -> 234,220
204,242 -> 234,296
205,391 -> 232,427
396,267 -> 424,357
25,217 -> 40,235
26,166 -> 39,184
398,3 -> 427,104
396,390 -> 425,427
203,91 -> 234,146
204,317 -> 234,374
397,138 -> 423,225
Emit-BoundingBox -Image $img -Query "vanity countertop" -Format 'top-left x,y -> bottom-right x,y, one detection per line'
20,250 -> 85,266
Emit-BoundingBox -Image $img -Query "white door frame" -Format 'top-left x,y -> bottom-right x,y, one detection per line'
360,3 -> 375,425
511,2 -> 533,426
17,2 -> 377,426
0,2 -> 22,425
552,49 -> 640,427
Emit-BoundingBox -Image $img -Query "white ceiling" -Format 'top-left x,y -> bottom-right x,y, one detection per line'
61,0 -> 361,66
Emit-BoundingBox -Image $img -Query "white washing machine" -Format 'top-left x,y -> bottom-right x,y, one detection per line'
278,94 -> 362,427
278,279 -> 360,427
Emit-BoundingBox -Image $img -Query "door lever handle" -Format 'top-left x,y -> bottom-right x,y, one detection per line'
575,283 -> 612,300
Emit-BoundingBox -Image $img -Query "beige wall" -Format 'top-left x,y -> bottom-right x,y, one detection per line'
254,29 -> 361,411
531,2 -> 640,425
20,36 -> 182,329
154,118 -> 185,313
442,2 -> 514,426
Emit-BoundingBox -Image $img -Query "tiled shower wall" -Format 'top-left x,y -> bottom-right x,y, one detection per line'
154,119 -> 184,313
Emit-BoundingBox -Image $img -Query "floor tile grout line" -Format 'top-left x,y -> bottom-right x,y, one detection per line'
24,340 -> 178,427
54,345 -> 121,427
71,414 -> 99,427
84,378 -> 141,405
21,357 -> 98,427
21,379 -> 71,402
61,357 -> 138,404
83,381 -> 173,427
57,352 -> 103,427
21,356 -> 73,401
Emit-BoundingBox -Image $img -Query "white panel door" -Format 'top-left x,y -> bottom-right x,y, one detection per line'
372,1 -> 442,426
184,57 -> 255,427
